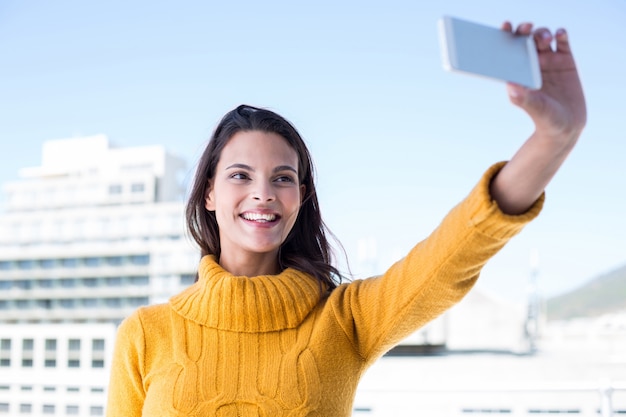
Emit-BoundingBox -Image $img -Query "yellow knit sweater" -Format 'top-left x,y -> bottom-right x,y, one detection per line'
106,163 -> 543,416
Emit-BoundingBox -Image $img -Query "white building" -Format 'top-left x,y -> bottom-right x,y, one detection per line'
0,324 -> 116,417
0,135 -> 200,416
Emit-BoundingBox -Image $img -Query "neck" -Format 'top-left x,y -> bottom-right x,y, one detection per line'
218,251 -> 281,277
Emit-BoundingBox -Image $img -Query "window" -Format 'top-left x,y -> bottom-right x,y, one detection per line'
66,405 -> 79,415
0,261 -> 12,270
82,278 -> 98,287
0,281 -> 11,290
105,256 -> 123,266
17,260 -> 34,270
60,278 -> 76,288
82,298 -> 98,308
90,387 -> 104,393
130,254 -> 150,265
59,299 -> 75,308
14,280 -> 32,290
36,299 -> 52,309
129,275 -> 149,286
22,339 -> 33,367
16,300 -> 30,309
0,339 -> 10,351
42,404 -> 54,414
45,339 -> 56,368
68,339 -> 80,351
0,403 -> 9,413
0,301 -> 8,310
131,183 -> 145,193
19,403 -> 31,414
180,274 -> 195,285
67,387 -> 80,393
92,339 -> 105,368
37,279 -> 54,288
62,258 -> 78,268
90,406 -> 104,416
85,257 -> 101,267
92,339 -> 105,351
0,339 -> 10,367
104,298 -> 121,308
22,339 -> 34,351
68,359 -> 80,368
128,297 -> 149,307
43,386 -> 55,392
104,277 -> 122,287
39,259 -> 56,269
109,184 -> 122,194
20,386 -> 32,391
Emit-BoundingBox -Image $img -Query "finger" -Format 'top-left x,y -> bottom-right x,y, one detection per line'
555,28 -> 572,54
515,22 -> 533,36
507,82 -> 528,105
501,21 -> 513,33
506,83 -> 543,114
533,28 -> 554,52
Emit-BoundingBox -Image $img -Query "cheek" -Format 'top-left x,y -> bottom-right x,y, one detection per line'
211,186 -> 236,213
284,200 -> 303,233
284,191 -> 303,215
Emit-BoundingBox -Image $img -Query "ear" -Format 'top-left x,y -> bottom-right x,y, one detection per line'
204,180 -> 216,211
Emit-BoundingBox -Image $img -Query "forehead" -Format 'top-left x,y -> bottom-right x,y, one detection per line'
219,130 -> 299,168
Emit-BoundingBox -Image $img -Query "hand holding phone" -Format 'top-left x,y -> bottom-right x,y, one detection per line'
438,16 -> 542,89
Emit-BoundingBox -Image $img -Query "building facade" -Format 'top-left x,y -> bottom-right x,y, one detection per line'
0,135 -> 200,416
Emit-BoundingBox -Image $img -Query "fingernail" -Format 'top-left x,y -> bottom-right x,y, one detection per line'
507,84 -> 520,98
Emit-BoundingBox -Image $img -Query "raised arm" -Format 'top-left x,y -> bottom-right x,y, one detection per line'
490,22 -> 587,215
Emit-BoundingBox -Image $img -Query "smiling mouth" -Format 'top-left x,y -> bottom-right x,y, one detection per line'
240,212 -> 279,223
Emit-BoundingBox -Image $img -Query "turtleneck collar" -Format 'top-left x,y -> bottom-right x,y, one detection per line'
169,255 -> 324,333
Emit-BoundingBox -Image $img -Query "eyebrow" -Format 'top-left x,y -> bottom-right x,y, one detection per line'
225,163 -> 298,174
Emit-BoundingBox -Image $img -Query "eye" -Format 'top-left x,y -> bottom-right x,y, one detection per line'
229,172 -> 250,180
274,174 -> 296,184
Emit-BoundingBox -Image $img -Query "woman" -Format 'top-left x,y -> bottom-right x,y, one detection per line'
106,22 -> 586,416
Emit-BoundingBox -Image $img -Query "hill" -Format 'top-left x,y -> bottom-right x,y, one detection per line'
546,263 -> 626,320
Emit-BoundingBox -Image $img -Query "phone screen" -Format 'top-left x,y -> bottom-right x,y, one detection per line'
438,16 -> 542,89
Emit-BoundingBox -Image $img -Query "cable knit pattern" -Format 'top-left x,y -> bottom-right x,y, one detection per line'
107,162 -> 544,417
165,307 -> 321,415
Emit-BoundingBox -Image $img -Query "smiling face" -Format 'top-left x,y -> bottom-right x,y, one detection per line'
204,130 -> 305,276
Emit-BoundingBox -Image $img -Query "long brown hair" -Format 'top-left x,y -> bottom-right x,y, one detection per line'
186,105 -> 343,290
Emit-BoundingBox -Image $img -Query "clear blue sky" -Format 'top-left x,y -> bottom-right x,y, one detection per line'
1,0 -> 624,302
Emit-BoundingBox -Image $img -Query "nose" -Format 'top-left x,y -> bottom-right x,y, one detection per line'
252,181 -> 276,202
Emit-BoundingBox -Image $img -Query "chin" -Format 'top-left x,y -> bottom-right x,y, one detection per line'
245,242 -> 282,255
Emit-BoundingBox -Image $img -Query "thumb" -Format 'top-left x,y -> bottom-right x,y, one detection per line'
506,83 -> 546,117
506,83 -> 530,106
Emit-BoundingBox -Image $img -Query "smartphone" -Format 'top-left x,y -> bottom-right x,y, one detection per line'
438,16 -> 542,89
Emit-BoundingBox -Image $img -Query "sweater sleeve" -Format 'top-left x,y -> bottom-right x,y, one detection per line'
106,311 -> 146,417
328,162 -> 544,362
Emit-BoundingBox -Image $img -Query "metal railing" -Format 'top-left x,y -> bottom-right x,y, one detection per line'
354,380 -> 626,417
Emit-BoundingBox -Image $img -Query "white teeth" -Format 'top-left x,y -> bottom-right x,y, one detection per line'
241,212 -> 276,222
